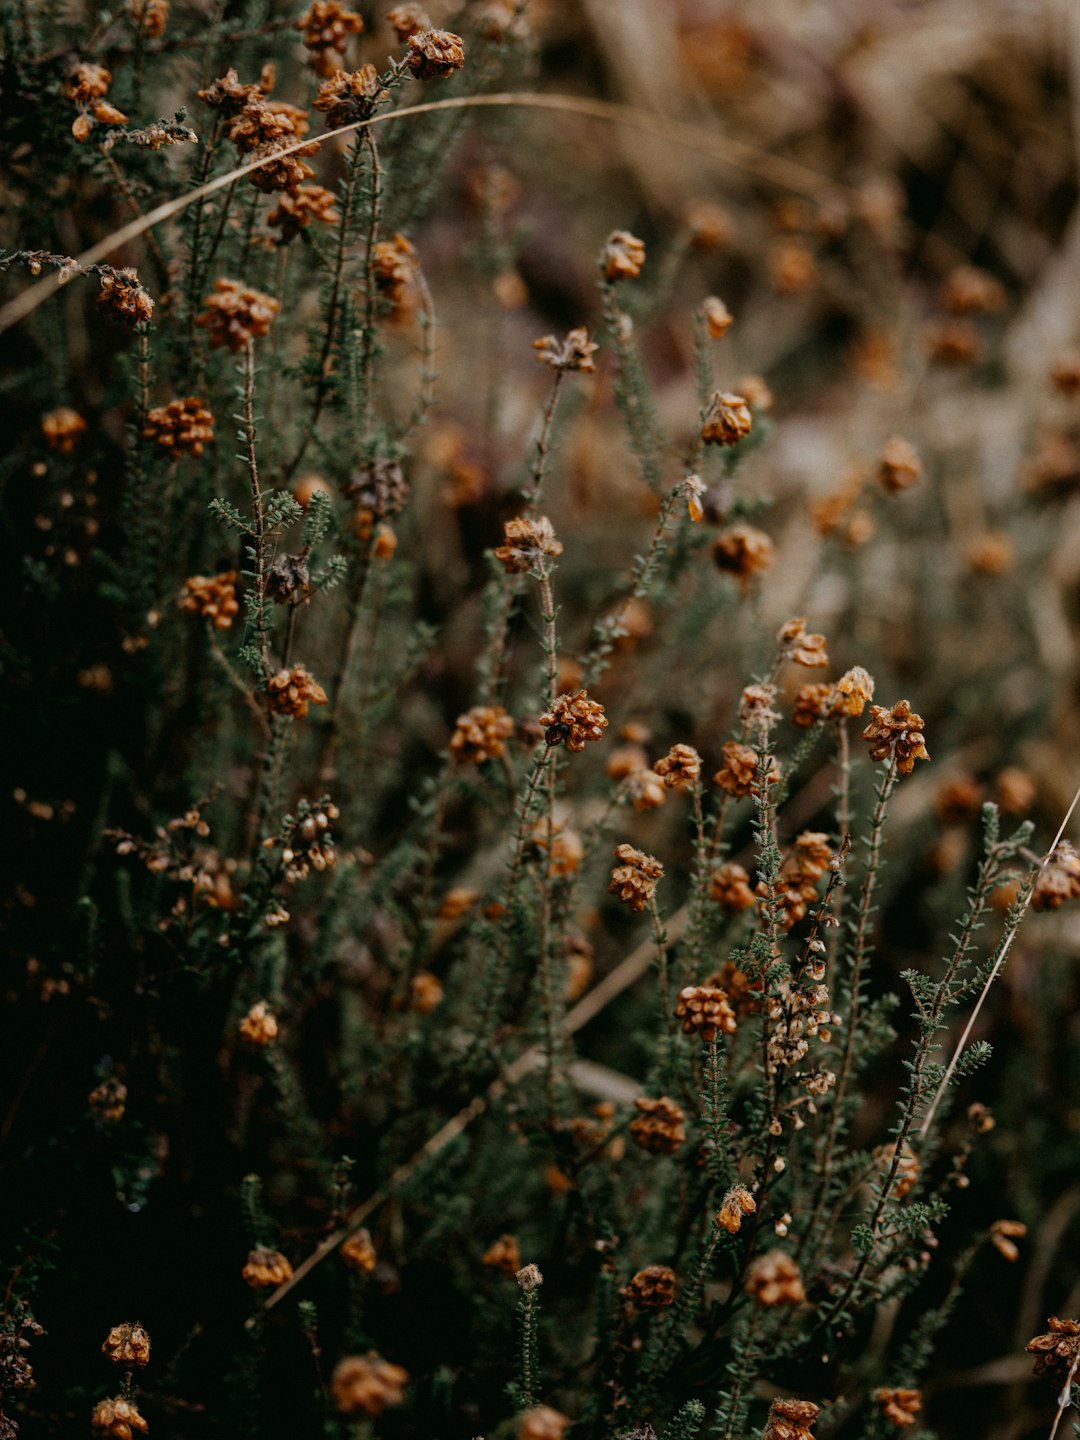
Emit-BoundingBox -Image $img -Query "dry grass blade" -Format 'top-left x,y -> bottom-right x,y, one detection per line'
0,92 -> 835,337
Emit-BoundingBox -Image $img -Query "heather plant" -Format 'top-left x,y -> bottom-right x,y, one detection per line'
4,4 -> 1080,1440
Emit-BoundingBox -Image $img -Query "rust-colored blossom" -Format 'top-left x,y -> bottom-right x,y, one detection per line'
675,985 -> 736,1041
144,397 -> 214,457
196,278 -> 279,351
179,571 -> 239,630
629,1096 -> 685,1154
242,1246 -> 293,1288
330,1353 -> 408,1416
313,65 -> 385,126
862,700 -> 929,775
716,1184 -> 756,1233
1032,841 -> 1080,910
712,525 -> 774,591
295,1 -> 364,76
91,1398 -> 148,1439
653,743 -> 701,790
266,664 -> 328,719
745,1251 -> 805,1305
1027,1316 -> 1080,1377
624,1265 -> 677,1309
701,391 -> 752,446
601,230 -> 645,281
406,28 -> 465,79
763,1397 -> 818,1440
482,1234 -> 521,1275
494,515 -> 563,573
42,407 -> 87,453
872,1388 -> 923,1428
609,843 -> 663,912
777,616 -> 828,667
540,690 -> 607,752
340,1229 -> 377,1272
532,326 -> 598,372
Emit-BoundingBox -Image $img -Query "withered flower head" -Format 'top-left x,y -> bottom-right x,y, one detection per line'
745,1251 -> 805,1306
792,682 -> 834,729
386,4 -> 431,40
406,28 -> 466,79
239,1000 -> 278,1047
653,743 -> 701,790
313,65 -> 385,126
713,740 -> 777,798
1050,351 -> 1080,397
872,1388 -> 922,1428
675,984 -> 736,1042
629,1095 -> 685,1154
540,690 -> 607,752
494,515 -> 563,573
98,269 -> 153,326
330,1353 -> 408,1416
370,233 -> 418,314
712,525 -> 774,591
198,68 -> 267,116
609,843 -> 663,912
702,295 -> 733,340
601,230 -> 646,282
624,1265 -> 677,1309
296,1 -> 365,75
1027,1316 -> 1080,1377
91,1397 -> 148,1439
685,200 -> 732,250
702,390 -> 752,446
516,1262 -> 543,1291
877,436 -> 922,493
1032,840 -> 1080,911
266,664 -> 328,719
626,768 -> 666,811
763,1397 -> 819,1440
196,278 -> 279,351
450,704 -> 514,764
340,1228 -> 377,1272
144,397 -> 214,458
716,1184 -> 756,1233
709,861 -> 757,912
266,553 -> 311,604
267,185 -> 340,242
830,665 -> 875,718
533,326 -> 599,373
861,700 -> 929,775
482,1233 -> 521,1275
179,571 -> 239,630
242,1246 -> 293,1289
42,407 -> 87,453
777,617 -> 828,667
101,1323 -> 151,1368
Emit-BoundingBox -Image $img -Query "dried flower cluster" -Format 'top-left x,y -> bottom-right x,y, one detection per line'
179,571 -> 239,629
609,843 -> 663,912
862,700 -> 930,774
494,515 -> 563,574
143,397 -> 214,458
196,278 -> 280,351
540,691 -> 608,751
629,1096 -> 685,1154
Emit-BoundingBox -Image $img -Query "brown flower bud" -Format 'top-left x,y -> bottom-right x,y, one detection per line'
702,391 -> 752,446
330,1353 -> 408,1416
624,1264 -> 677,1309
101,1323 -> 150,1368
